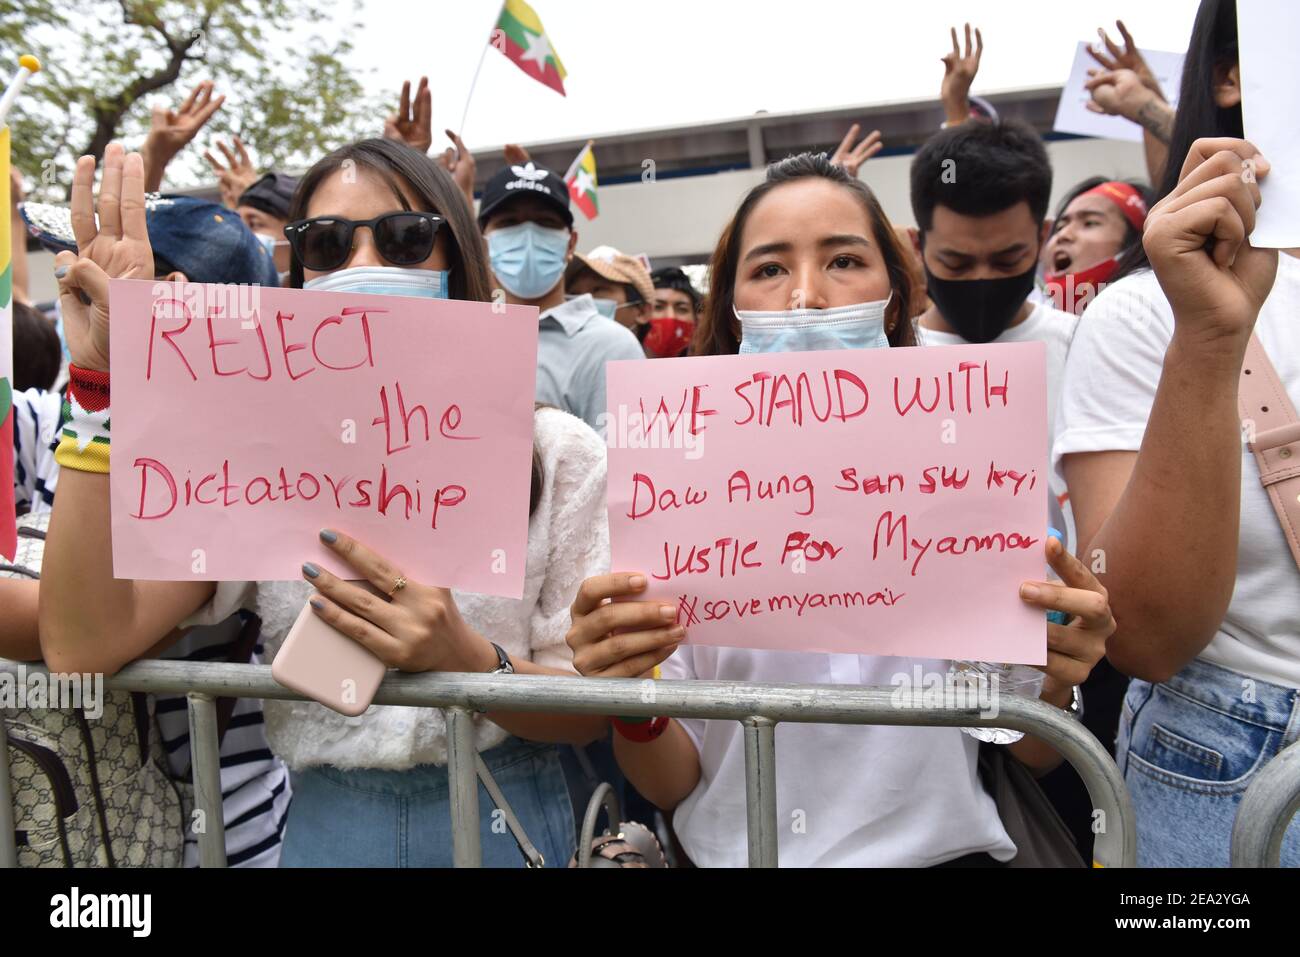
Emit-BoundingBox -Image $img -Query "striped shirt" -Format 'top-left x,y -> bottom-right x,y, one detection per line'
10,389 -> 291,866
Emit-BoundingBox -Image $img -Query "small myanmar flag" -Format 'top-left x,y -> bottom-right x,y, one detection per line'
492,0 -> 567,97
1,123 -> 16,560
564,141 -> 598,220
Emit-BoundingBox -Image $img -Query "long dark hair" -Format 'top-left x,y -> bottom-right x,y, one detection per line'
694,152 -> 918,356
1116,0 -> 1240,279
288,139 -> 543,515
285,138 -> 492,302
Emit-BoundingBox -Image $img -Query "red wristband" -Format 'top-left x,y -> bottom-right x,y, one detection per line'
68,364 -> 111,412
612,715 -> 669,743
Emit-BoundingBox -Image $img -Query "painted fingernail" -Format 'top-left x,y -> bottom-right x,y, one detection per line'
1020,584 -> 1041,600
319,529 -> 338,544
78,291 -> 92,305
302,562 -> 320,579
629,575 -> 647,589
54,265 -> 69,279
309,597 -> 325,611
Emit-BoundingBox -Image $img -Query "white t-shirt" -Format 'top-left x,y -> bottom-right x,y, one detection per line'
660,648 -> 1016,867
916,302 -> 1079,548
1052,254 -> 1300,688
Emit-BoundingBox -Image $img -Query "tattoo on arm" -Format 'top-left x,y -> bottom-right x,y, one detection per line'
1136,99 -> 1175,145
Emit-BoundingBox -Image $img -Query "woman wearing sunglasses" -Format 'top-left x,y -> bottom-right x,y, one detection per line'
41,139 -> 611,867
564,153 -> 1117,867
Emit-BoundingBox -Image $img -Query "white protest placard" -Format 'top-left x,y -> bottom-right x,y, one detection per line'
1238,0 -> 1300,248
1052,41 -> 1185,143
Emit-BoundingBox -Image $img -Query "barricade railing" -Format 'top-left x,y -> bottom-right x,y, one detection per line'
1231,737 -> 1300,867
0,659 -> 1137,868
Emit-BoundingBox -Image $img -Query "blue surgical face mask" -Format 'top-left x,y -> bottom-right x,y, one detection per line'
734,296 -> 893,354
303,265 -> 448,299
255,232 -> 279,257
487,221 -> 570,300
591,297 -> 620,320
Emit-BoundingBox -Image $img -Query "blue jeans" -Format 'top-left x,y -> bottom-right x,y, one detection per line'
1117,657 -> 1300,867
278,737 -> 576,868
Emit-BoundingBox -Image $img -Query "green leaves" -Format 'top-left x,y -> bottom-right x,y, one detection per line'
7,0 -> 379,200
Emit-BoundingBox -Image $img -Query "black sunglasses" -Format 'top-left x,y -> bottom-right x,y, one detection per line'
284,211 -> 446,272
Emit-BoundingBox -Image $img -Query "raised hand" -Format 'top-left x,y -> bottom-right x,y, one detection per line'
53,144 -> 155,372
1143,138 -> 1278,344
141,81 -> 225,191
203,136 -> 259,210
437,129 -> 476,208
1087,20 -> 1163,98
383,77 -> 433,154
941,23 -> 983,125
502,143 -> 533,166
830,124 -> 883,179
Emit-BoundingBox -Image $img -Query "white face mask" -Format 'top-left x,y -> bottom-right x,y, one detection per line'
303,265 -> 448,299
734,296 -> 893,354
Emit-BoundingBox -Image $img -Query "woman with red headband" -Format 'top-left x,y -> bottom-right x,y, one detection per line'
1042,178 -> 1152,316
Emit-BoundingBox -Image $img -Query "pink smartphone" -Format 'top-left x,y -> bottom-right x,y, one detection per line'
271,599 -> 387,717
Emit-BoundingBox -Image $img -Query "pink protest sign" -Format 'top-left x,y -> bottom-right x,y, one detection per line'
109,279 -> 538,597
606,342 -> 1049,664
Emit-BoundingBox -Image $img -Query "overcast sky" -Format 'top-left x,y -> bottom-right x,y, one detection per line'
348,0 -> 1203,150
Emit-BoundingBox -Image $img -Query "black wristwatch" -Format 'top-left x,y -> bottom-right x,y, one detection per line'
487,642 -> 515,675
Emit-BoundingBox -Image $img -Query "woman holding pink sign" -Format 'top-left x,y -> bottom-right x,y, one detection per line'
566,152 -> 1117,867
39,138 -> 613,868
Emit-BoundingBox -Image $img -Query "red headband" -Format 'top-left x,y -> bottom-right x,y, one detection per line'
1082,181 -> 1148,233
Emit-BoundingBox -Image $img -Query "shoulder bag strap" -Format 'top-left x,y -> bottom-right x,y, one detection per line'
1238,333 -> 1300,573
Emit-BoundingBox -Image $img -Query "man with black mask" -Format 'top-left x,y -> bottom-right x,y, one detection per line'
908,119 -> 1075,531
909,118 -> 1101,860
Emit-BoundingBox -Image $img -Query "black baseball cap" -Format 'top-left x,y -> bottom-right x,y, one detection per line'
477,160 -> 573,229
237,172 -> 300,220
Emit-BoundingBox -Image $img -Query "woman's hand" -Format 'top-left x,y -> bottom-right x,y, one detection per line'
54,144 -> 155,372
437,129 -> 476,208
1019,536 -> 1115,704
1087,20 -> 1163,98
203,136 -> 259,210
567,574 -> 684,678
303,529 -> 496,673
940,23 -> 983,125
141,81 -> 225,191
830,124 -> 883,178
383,77 -> 433,154
1143,138 -> 1278,345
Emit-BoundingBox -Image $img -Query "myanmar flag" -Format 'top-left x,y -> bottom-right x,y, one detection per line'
492,0 -> 567,97
1,125 -> 16,560
565,142 -> 598,220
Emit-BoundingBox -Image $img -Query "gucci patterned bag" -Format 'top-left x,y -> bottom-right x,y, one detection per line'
2,510 -> 186,867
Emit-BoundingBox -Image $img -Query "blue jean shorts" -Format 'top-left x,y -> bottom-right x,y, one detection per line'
1117,656 -> 1300,867
278,736 -> 576,868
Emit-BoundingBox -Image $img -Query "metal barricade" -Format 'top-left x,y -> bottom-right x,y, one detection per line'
1231,737 -> 1300,867
0,659 -> 1137,868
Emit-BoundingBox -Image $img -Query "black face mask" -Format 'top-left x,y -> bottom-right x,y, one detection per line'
923,263 -> 1038,344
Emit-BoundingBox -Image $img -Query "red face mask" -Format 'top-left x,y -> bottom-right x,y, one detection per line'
1044,255 -> 1121,316
643,317 -> 693,358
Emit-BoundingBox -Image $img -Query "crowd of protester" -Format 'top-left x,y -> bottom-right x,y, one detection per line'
3,0 -> 1297,869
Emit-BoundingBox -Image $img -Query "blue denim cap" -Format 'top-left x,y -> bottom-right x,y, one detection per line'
20,193 -> 280,288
